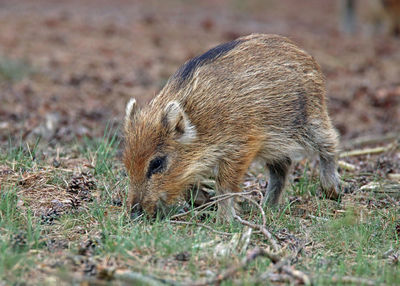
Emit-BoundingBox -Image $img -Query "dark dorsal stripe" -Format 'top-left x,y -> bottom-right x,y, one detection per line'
173,39 -> 242,88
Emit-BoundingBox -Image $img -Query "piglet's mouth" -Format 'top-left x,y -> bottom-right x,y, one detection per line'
129,201 -> 189,221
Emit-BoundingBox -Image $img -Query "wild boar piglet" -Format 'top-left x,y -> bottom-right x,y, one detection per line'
123,33 -> 341,220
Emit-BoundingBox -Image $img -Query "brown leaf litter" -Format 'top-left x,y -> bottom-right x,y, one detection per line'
1,159 -> 99,224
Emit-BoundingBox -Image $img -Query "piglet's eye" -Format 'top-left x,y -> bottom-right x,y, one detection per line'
147,156 -> 167,178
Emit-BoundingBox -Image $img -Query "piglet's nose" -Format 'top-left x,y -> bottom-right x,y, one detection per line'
130,203 -> 143,219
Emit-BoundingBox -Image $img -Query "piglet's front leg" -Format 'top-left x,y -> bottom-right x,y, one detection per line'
215,154 -> 254,222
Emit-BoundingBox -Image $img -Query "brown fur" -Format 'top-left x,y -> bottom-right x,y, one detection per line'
123,34 -> 341,220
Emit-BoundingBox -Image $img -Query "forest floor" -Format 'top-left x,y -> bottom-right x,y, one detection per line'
1,0 -> 399,285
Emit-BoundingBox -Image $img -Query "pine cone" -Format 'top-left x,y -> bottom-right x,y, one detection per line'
67,172 -> 96,202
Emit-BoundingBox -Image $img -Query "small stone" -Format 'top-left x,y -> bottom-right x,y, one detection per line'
52,159 -> 61,168
175,251 -> 190,261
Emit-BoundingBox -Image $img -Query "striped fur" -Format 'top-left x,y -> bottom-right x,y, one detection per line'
123,33 -> 341,221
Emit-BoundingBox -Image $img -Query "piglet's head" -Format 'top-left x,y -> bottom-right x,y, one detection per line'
123,98 -> 197,217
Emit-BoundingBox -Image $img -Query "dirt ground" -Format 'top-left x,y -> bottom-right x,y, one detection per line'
1,0 -> 399,146
0,1 -> 400,284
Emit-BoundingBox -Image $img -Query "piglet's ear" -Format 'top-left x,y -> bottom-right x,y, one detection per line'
124,98 -> 138,133
162,101 -> 197,144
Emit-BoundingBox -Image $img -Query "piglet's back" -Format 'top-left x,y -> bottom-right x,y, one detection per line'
150,34 -> 327,141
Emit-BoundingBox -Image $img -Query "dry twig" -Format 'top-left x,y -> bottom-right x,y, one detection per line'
187,247 -> 280,286
338,160 -> 357,171
112,269 -> 178,286
170,191 -> 255,220
233,214 -> 279,252
171,189 -> 314,285
339,142 -> 397,158
168,220 -> 233,236
196,246 -> 312,286
388,173 -> 400,182
281,265 -> 311,285
328,275 -> 381,286
172,190 -> 280,252
341,132 -> 400,149
231,191 -> 280,252
256,255 -> 310,285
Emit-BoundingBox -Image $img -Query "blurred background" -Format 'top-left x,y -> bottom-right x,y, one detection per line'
0,0 -> 399,147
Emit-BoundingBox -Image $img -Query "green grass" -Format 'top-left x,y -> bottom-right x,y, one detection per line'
80,124 -> 120,177
0,138 -> 40,171
0,56 -> 32,82
0,133 -> 399,285
0,187 -> 43,283
0,140 -> 43,284
310,208 -> 399,284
